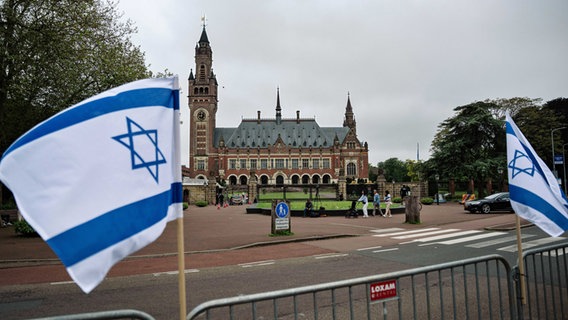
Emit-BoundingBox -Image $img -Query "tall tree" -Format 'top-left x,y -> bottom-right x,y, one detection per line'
0,0 -> 151,203
378,158 -> 409,183
0,0 -> 150,156
543,97 -> 568,148
429,101 -> 506,196
512,106 -> 564,167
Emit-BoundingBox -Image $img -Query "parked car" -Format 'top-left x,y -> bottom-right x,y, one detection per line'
464,192 -> 513,214
229,195 -> 243,205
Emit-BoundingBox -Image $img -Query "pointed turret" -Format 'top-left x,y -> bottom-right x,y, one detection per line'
199,26 -> 209,44
276,87 -> 282,124
343,92 -> 356,132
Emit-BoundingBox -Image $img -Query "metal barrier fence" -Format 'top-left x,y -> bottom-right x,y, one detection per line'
20,243 -> 568,319
27,309 -> 155,320
514,242 -> 568,320
187,255 -> 515,320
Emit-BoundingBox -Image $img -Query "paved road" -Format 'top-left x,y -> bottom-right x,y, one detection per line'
0,202 -> 530,286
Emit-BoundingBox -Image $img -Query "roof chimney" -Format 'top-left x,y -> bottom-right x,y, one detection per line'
257,110 -> 261,124
296,110 -> 300,123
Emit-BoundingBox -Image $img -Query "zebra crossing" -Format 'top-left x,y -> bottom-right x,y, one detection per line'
367,227 -> 567,254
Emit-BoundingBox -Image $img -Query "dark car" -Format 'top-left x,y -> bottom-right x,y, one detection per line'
464,192 -> 513,214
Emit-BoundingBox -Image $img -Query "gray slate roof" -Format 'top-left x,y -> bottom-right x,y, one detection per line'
214,119 -> 350,149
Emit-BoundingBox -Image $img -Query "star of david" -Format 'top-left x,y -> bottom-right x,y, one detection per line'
112,117 -> 167,183
508,149 -> 535,179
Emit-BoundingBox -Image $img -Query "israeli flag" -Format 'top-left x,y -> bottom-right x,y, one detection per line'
0,77 -> 183,293
506,113 -> 568,237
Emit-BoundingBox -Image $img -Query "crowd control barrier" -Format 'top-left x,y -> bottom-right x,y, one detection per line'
187,255 -> 515,320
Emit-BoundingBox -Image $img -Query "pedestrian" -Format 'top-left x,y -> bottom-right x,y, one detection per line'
384,190 -> 393,217
358,191 -> 369,218
304,199 -> 313,217
372,189 -> 383,217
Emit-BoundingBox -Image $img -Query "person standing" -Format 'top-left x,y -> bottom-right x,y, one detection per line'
384,190 -> 393,217
372,189 -> 383,217
358,191 -> 369,218
304,199 -> 313,217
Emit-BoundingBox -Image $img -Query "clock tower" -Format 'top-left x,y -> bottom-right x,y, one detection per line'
188,23 -> 218,178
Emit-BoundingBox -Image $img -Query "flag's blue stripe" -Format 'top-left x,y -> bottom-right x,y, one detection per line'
506,121 -> 549,186
509,184 -> 568,232
47,182 -> 182,267
3,88 -> 175,158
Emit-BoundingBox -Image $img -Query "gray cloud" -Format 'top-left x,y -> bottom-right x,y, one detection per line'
118,0 -> 568,165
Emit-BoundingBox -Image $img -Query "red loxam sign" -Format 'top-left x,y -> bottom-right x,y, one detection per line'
370,279 -> 398,302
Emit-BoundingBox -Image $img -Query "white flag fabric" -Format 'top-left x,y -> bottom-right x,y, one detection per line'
506,113 -> 568,237
0,77 -> 183,293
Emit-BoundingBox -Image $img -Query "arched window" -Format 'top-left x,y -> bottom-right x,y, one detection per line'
312,175 -> 320,184
194,88 -> 198,94
276,175 -> 284,185
322,174 -> 331,184
205,87 -> 209,94
261,176 -> 269,185
199,87 -> 204,94
302,175 -> 310,184
291,175 -> 299,184
347,163 -> 357,176
229,176 -> 237,185
239,176 -> 248,185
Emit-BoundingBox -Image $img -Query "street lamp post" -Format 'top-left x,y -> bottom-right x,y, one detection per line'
551,127 -> 566,179
435,174 -> 440,205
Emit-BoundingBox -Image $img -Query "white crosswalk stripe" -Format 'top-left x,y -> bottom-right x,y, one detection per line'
432,231 -> 506,245
405,230 -> 482,244
366,228 -> 567,253
392,229 -> 460,240
372,228 -> 440,237
466,234 -> 536,249
497,237 -> 566,252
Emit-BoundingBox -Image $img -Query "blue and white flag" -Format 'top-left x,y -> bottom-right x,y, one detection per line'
506,113 -> 568,237
0,77 -> 183,293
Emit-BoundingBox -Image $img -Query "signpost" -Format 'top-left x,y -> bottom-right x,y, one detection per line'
271,200 -> 291,234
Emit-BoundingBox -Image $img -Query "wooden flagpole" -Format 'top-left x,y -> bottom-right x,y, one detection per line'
177,216 -> 187,320
515,215 -> 526,305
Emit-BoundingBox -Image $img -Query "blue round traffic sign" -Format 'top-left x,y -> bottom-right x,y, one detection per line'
275,202 -> 289,218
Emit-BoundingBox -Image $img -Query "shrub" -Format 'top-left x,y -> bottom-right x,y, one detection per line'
195,200 -> 208,207
393,197 -> 402,203
421,197 -> 434,205
14,220 -> 38,237
183,202 -> 189,210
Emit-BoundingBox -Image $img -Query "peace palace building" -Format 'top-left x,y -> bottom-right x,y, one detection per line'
186,26 -> 369,202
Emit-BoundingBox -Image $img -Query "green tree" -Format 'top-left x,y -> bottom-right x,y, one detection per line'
429,101 -> 506,197
405,160 -> 422,182
0,0 -> 152,203
378,158 -> 409,183
512,105 -> 564,168
543,97 -> 568,149
485,97 -> 542,119
0,0 -> 150,156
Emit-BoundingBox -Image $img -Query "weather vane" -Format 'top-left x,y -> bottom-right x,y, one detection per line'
201,14 -> 207,28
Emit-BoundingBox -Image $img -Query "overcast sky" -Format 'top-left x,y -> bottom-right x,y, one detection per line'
117,0 -> 567,166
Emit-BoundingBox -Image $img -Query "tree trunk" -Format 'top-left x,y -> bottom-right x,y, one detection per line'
404,196 -> 421,224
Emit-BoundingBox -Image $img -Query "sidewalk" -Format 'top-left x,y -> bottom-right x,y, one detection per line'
0,202 -> 535,286
0,202 -> 528,266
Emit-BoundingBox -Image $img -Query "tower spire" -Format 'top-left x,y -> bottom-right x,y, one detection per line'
343,92 -> 356,132
276,87 -> 282,124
